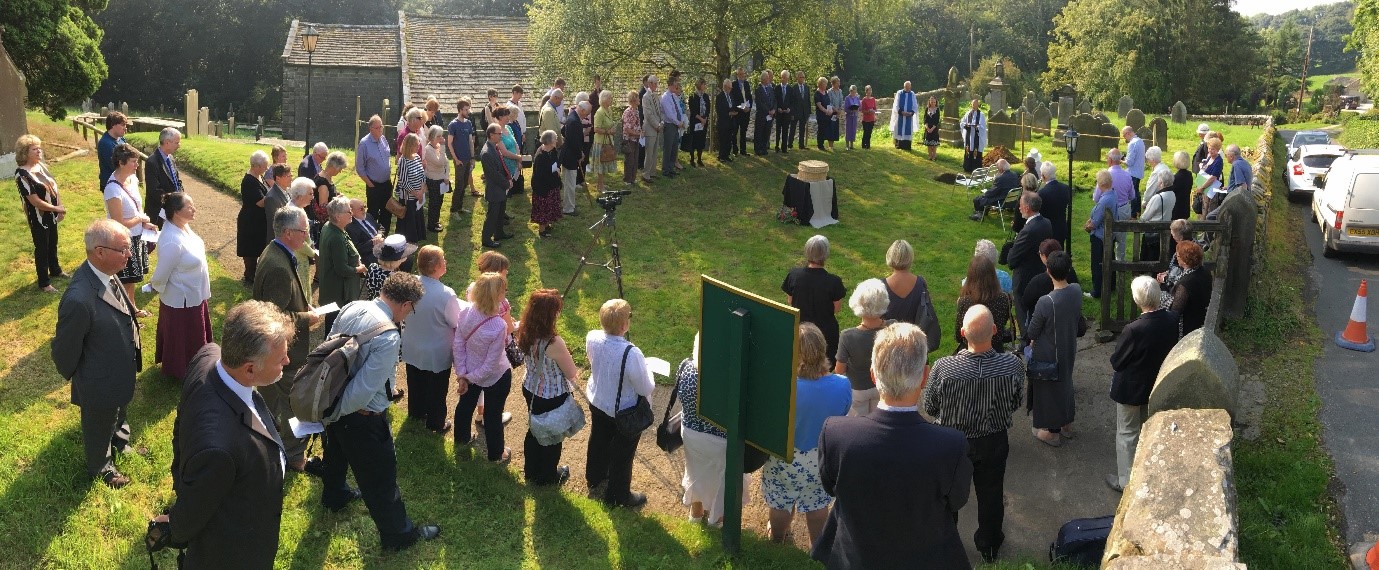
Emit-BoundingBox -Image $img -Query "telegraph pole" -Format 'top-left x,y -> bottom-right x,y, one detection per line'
1298,25 -> 1314,115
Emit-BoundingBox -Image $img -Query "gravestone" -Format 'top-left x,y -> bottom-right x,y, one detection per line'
1057,96 -> 1074,127
1033,104 -> 1052,135
1171,101 -> 1188,124
1070,113 -> 1103,162
1148,117 -> 1168,149
99,106 -> 108,117
988,108 -> 1015,149
81,99 -> 92,113
985,88 -> 1006,114
120,102 -> 129,116
185,89 -> 199,136
1014,106 -> 1032,141
198,106 -> 210,136
1078,99 -> 1092,115
1117,95 -> 1133,119
1099,122 -> 1121,151
1126,108 -> 1146,131
941,67 -> 962,147
1093,112 -> 1110,125
1022,90 -> 1038,113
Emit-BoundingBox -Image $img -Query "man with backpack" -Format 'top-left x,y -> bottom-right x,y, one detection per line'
318,272 -> 440,551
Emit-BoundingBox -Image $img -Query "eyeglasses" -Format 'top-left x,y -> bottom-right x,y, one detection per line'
97,245 -> 132,257
287,228 -> 309,235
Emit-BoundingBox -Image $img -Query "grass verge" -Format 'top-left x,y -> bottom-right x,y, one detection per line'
1223,133 -> 1348,568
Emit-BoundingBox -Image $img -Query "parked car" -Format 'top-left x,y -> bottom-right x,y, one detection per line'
1312,150 -> 1379,257
1341,95 -> 1361,110
1286,144 -> 1345,199
1288,130 -> 1332,156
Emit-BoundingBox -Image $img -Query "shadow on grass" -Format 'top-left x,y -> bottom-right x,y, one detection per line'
0,424 -> 90,566
0,347 -> 70,415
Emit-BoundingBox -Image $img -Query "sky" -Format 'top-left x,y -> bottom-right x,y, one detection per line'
1234,0 -> 1348,16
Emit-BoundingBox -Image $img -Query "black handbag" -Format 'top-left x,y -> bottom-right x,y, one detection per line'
505,332 -> 524,368
998,237 -> 1014,265
655,361 -> 686,452
1026,292 -> 1062,381
613,345 -> 654,438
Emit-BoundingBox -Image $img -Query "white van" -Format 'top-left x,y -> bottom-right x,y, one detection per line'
1313,149 -> 1379,257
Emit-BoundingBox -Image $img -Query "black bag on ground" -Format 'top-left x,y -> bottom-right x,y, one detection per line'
1049,515 -> 1115,566
612,345 -> 654,437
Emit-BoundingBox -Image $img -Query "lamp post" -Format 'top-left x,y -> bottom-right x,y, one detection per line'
301,25 -> 320,157
1064,128 -> 1078,254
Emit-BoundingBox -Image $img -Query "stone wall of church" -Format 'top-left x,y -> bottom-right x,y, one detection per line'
282,65 -> 401,150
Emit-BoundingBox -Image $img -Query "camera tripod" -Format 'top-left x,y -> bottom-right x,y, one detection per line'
563,206 -> 625,299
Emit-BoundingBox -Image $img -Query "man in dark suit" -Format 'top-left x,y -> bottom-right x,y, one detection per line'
299,142 -> 326,179
1106,276 -> 1180,493
775,69 -> 793,153
52,220 -> 144,488
791,71 -> 811,150
715,79 -> 738,163
753,70 -> 777,156
730,67 -> 752,155
263,165 -> 292,244
346,198 -> 383,266
480,124 -> 514,248
970,159 -> 1020,220
152,302 -> 294,567
1008,192 -> 1053,328
1037,161 -> 1072,248
812,322 -> 972,569
143,127 -> 183,229
253,206 -> 323,475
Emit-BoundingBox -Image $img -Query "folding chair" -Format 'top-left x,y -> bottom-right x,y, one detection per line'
955,166 -> 993,194
986,186 -> 1024,227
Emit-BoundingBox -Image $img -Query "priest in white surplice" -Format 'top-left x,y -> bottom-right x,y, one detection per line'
889,81 -> 917,151
960,98 -> 988,172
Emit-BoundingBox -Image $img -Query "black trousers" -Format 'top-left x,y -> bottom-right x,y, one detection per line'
482,198 -> 506,244
735,114 -> 750,155
967,430 -> 1010,553
425,178 -> 446,227
775,113 -> 791,151
1090,234 -> 1105,298
717,122 -> 734,159
242,255 -> 258,285
586,405 -> 641,505
28,222 -> 60,288
365,178 -> 394,235
80,404 -> 129,478
753,117 -> 772,155
795,113 -> 809,148
1130,177 -> 1142,218
405,364 -> 450,431
861,121 -> 875,149
523,388 -> 569,485
452,160 -> 472,211
454,370 -> 512,460
963,150 -> 983,172
322,411 -> 416,548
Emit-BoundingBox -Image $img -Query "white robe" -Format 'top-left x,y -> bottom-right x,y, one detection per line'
959,109 -> 987,151
889,90 -> 917,140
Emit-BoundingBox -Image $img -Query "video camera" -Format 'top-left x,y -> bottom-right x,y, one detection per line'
596,189 -> 631,212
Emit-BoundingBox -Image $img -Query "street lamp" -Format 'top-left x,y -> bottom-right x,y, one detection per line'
1064,127 -> 1078,254
301,24 -> 320,157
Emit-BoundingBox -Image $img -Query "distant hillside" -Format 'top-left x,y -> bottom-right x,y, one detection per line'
1250,1 -> 1357,76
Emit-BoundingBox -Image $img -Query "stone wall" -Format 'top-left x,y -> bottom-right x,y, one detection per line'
282,65 -> 401,149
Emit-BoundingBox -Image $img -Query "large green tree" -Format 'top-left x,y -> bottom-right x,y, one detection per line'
528,0 -> 839,90
2,0 -> 108,119
1349,0 -> 1379,98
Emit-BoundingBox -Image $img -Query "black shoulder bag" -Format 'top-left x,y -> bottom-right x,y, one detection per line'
613,344 -> 654,437
656,361 -> 686,452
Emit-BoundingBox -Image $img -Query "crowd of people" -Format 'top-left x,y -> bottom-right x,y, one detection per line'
15,74 -> 1248,566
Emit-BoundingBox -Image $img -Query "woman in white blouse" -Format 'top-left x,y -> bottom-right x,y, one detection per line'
584,298 -> 655,508
147,192 -> 212,381
422,125 -> 451,234
104,143 -> 157,316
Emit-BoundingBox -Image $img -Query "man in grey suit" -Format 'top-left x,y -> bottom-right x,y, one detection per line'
640,76 -> 664,183
53,219 -> 144,488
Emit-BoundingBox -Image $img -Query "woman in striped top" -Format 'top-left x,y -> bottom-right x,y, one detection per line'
517,288 -> 581,486
394,133 -> 427,244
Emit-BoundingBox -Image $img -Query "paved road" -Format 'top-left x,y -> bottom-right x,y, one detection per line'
1284,127 -> 1379,568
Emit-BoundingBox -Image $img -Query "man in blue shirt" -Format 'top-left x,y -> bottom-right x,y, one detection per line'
1106,149 -> 1133,260
446,98 -> 476,217
1121,126 -> 1145,217
355,115 -> 394,234
1225,144 -> 1253,194
322,272 -> 440,551
97,112 -> 128,188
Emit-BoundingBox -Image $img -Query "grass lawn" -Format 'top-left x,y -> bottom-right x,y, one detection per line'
1224,133 -> 1349,568
5,111 -> 1272,568
1307,70 -> 1357,93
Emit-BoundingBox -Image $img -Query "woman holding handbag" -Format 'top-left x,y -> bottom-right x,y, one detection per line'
517,289 -> 582,486
590,90 -> 619,193
584,298 -> 655,508
1024,251 -> 1082,447
452,272 -> 514,463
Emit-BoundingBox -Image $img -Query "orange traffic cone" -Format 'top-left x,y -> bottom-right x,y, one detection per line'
1336,280 -> 1376,352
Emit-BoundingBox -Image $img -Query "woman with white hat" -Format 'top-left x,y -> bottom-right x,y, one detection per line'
365,234 -> 418,300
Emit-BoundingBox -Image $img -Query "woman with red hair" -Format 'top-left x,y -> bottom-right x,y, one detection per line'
516,289 -> 582,485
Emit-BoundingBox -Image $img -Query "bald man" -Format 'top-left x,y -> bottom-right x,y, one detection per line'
923,305 -> 1025,563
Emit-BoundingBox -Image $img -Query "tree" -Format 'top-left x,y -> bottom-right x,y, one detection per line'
528,0 -> 838,91
1,0 -> 109,119
968,55 -> 1037,104
1349,0 -> 1379,98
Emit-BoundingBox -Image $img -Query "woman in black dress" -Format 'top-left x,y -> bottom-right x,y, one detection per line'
688,78 -> 711,167
308,151 -> 345,244
814,78 -> 833,151
922,96 -> 941,161
782,235 -> 847,364
1170,241 -> 1212,336
1169,150 -> 1194,221
530,130 -> 562,238
236,150 -> 270,284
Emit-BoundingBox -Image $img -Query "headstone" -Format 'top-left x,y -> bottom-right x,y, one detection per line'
185,89 -> 199,137
198,106 -> 210,137
988,108 -> 1015,149
1099,122 -> 1121,151
941,67 -> 963,147
1057,96 -> 1074,127
1126,108 -> 1146,131
1014,106 -> 1032,141
1171,101 -> 1188,124
1022,90 -> 1038,113
1136,127 -> 1153,147
1078,99 -> 1092,115
120,102 -> 129,116
1033,104 -> 1052,135
1117,95 -> 1133,119
228,113 -> 235,135
985,86 -> 1005,114
81,99 -> 92,114
1070,113 -> 1102,162
1148,117 -> 1168,149
1092,112 -> 1110,125
99,106 -> 109,117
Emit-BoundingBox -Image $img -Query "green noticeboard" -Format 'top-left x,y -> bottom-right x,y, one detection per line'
698,275 -> 799,463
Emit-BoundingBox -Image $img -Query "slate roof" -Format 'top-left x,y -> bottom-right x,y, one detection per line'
282,20 -> 400,69
400,14 -> 540,112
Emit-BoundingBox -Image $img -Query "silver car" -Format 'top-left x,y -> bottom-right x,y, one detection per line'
1286,144 -> 1345,198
